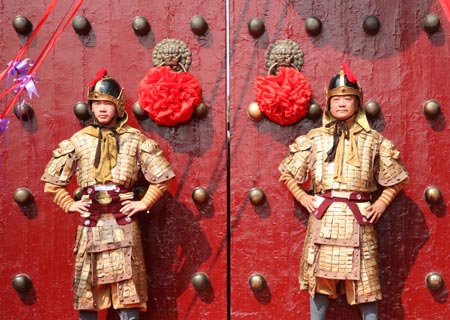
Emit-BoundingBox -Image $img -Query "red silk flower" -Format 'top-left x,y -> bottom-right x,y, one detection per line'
255,67 -> 312,125
138,66 -> 202,126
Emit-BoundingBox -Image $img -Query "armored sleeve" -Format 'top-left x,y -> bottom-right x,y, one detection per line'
376,138 -> 409,187
41,139 -> 76,186
139,139 -> 175,184
278,135 -> 312,184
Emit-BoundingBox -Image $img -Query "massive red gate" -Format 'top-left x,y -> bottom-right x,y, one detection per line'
0,1 -> 449,319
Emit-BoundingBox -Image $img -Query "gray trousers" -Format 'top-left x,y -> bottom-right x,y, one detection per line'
310,294 -> 378,320
79,308 -> 140,320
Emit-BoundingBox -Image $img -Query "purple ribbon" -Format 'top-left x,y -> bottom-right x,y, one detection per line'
16,74 -> 40,99
6,58 -> 39,99
7,58 -> 32,82
0,118 -> 10,134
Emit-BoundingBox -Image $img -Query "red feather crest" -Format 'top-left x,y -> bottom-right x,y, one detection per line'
89,68 -> 108,87
341,62 -> 357,83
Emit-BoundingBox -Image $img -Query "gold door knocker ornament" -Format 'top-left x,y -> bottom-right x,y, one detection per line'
265,39 -> 304,75
135,38 -> 207,126
153,38 -> 192,72
248,39 -> 314,125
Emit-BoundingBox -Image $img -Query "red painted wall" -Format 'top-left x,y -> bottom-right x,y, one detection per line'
229,0 -> 449,319
0,0 -> 449,319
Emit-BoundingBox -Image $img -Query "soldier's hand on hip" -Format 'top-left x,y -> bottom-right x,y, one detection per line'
365,200 -> 387,224
299,194 -> 317,213
68,199 -> 91,217
120,200 -> 147,217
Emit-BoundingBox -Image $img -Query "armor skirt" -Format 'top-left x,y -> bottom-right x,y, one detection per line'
299,201 -> 382,304
73,214 -> 148,310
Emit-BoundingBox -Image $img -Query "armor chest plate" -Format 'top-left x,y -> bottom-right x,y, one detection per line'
311,131 -> 378,192
72,133 -> 141,189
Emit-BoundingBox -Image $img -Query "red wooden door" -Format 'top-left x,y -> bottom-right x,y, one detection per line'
0,1 -> 449,319
0,1 -> 227,319
229,0 -> 450,319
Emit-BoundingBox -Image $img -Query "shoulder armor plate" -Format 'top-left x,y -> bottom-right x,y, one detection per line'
52,140 -> 75,157
289,135 -> 311,153
279,134 -> 312,184
140,139 -> 163,156
377,138 -> 408,186
42,140 -> 76,186
139,139 -> 175,184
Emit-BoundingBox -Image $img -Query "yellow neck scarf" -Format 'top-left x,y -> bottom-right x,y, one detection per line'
325,123 -> 362,183
321,109 -> 370,183
83,123 -> 126,184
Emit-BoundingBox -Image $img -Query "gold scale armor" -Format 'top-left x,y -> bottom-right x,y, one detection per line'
42,125 -> 175,311
42,126 -> 174,189
279,127 -> 408,304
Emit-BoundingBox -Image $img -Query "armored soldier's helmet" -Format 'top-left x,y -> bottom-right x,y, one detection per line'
325,63 -> 363,109
88,69 -> 126,118
323,64 -> 370,131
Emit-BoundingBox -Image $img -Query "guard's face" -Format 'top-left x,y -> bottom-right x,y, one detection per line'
329,95 -> 358,121
91,100 -> 117,126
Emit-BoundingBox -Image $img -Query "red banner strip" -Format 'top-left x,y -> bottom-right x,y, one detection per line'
0,0 -> 59,83
0,0 -> 85,119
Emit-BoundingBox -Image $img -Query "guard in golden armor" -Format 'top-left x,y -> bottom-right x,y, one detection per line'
42,69 -> 175,320
279,64 -> 408,320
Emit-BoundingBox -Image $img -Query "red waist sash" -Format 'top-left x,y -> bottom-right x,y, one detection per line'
79,186 -> 135,227
311,191 -> 372,225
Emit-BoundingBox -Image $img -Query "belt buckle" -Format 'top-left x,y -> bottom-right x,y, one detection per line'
331,190 -> 350,199
95,190 -> 112,204
94,184 -> 116,191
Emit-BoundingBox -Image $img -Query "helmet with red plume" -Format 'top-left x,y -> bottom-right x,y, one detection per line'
87,68 -> 126,118
325,63 -> 363,109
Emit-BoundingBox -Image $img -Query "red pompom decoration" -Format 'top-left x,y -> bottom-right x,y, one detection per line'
138,66 -> 202,126
255,67 -> 312,125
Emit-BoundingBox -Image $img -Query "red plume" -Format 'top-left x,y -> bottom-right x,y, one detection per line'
341,62 -> 357,83
89,68 -> 107,87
